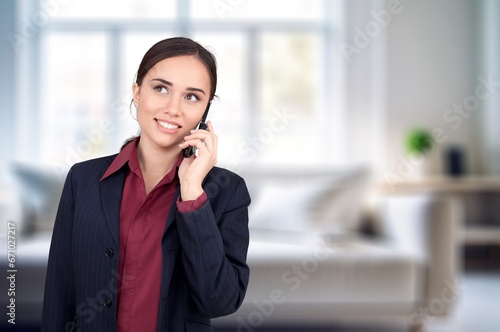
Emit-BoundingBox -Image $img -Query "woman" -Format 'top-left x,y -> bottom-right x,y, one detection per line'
42,37 -> 251,332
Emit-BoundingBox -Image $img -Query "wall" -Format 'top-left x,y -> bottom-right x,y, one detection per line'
384,0 -> 483,177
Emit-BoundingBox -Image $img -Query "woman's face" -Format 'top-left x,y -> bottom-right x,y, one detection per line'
133,55 -> 211,151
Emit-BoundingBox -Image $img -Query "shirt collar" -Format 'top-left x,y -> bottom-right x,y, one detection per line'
100,137 -> 184,182
100,137 -> 139,181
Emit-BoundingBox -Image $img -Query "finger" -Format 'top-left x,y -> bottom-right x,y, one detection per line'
186,131 -> 211,140
189,121 -> 213,140
178,138 -> 208,152
206,120 -> 215,133
182,122 -> 217,155
189,120 -> 212,135
184,132 -> 215,150
205,121 -> 217,154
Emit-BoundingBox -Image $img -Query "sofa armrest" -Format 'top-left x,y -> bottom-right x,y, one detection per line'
422,197 -> 462,315
379,195 -> 462,314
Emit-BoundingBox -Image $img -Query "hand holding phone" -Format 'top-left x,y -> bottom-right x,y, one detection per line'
182,121 -> 208,158
178,113 -> 217,201
182,104 -> 210,158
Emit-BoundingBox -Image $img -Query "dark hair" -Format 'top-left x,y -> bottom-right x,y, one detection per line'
135,36 -> 217,101
122,37 -> 218,150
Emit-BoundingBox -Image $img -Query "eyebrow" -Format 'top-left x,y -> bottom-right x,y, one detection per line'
151,78 -> 206,96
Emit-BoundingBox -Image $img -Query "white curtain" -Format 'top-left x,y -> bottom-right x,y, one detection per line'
481,0 -> 500,175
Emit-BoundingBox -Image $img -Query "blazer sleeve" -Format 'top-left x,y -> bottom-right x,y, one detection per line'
175,175 -> 251,318
41,167 -> 76,331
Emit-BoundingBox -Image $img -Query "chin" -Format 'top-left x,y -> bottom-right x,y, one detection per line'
155,138 -> 181,150
142,132 -> 181,150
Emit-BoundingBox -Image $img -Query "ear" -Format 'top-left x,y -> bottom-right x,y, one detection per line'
132,83 -> 140,107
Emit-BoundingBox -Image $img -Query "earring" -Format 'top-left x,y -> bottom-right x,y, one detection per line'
129,101 -> 138,121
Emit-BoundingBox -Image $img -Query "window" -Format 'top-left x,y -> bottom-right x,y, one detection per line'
56,0 -> 176,19
18,0 -> 342,172
190,0 -> 323,21
41,33 -> 108,163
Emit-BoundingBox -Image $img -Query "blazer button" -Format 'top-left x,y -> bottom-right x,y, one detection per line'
105,248 -> 114,258
103,298 -> 112,308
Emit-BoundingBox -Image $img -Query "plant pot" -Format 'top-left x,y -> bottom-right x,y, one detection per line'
409,152 -> 430,179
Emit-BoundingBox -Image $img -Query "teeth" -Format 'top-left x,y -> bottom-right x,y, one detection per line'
157,120 -> 179,130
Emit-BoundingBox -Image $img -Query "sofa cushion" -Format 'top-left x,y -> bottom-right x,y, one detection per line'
246,166 -> 371,236
244,238 -> 425,305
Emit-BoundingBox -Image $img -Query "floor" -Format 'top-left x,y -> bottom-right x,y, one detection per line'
214,272 -> 500,332
425,272 -> 500,332
5,272 -> 499,332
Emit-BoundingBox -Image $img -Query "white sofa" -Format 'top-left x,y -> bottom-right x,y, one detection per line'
213,167 -> 461,331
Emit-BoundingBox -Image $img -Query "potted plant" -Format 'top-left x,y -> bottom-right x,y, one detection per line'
405,128 -> 433,156
405,128 -> 433,177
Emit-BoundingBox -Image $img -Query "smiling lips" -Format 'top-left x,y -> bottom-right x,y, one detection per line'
156,119 -> 180,130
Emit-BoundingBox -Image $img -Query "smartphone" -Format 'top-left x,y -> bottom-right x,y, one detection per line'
182,104 -> 211,158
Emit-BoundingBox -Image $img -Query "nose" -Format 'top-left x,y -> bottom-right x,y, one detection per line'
164,96 -> 181,116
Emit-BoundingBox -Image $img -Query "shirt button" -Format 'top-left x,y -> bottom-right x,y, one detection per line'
103,298 -> 112,308
105,248 -> 114,258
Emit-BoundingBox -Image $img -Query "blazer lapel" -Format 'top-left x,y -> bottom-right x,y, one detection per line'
100,169 -> 126,247
163,185 -> 181,236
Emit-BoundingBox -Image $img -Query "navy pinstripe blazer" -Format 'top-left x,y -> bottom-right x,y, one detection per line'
41,154 -> 251,332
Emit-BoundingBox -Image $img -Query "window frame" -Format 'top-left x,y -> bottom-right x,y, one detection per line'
16,0 -> 345,166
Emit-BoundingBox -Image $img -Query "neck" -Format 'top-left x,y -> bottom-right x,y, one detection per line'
136,136 -> 180,177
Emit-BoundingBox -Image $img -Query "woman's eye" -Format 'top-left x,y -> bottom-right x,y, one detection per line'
186,94 -> 199,102
155,85 -> 168,94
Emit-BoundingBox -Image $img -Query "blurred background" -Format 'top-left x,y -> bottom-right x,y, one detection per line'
1,0 -> 500,331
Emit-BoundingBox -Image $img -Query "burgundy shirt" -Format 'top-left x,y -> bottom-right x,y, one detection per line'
100,138 -> 207,332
